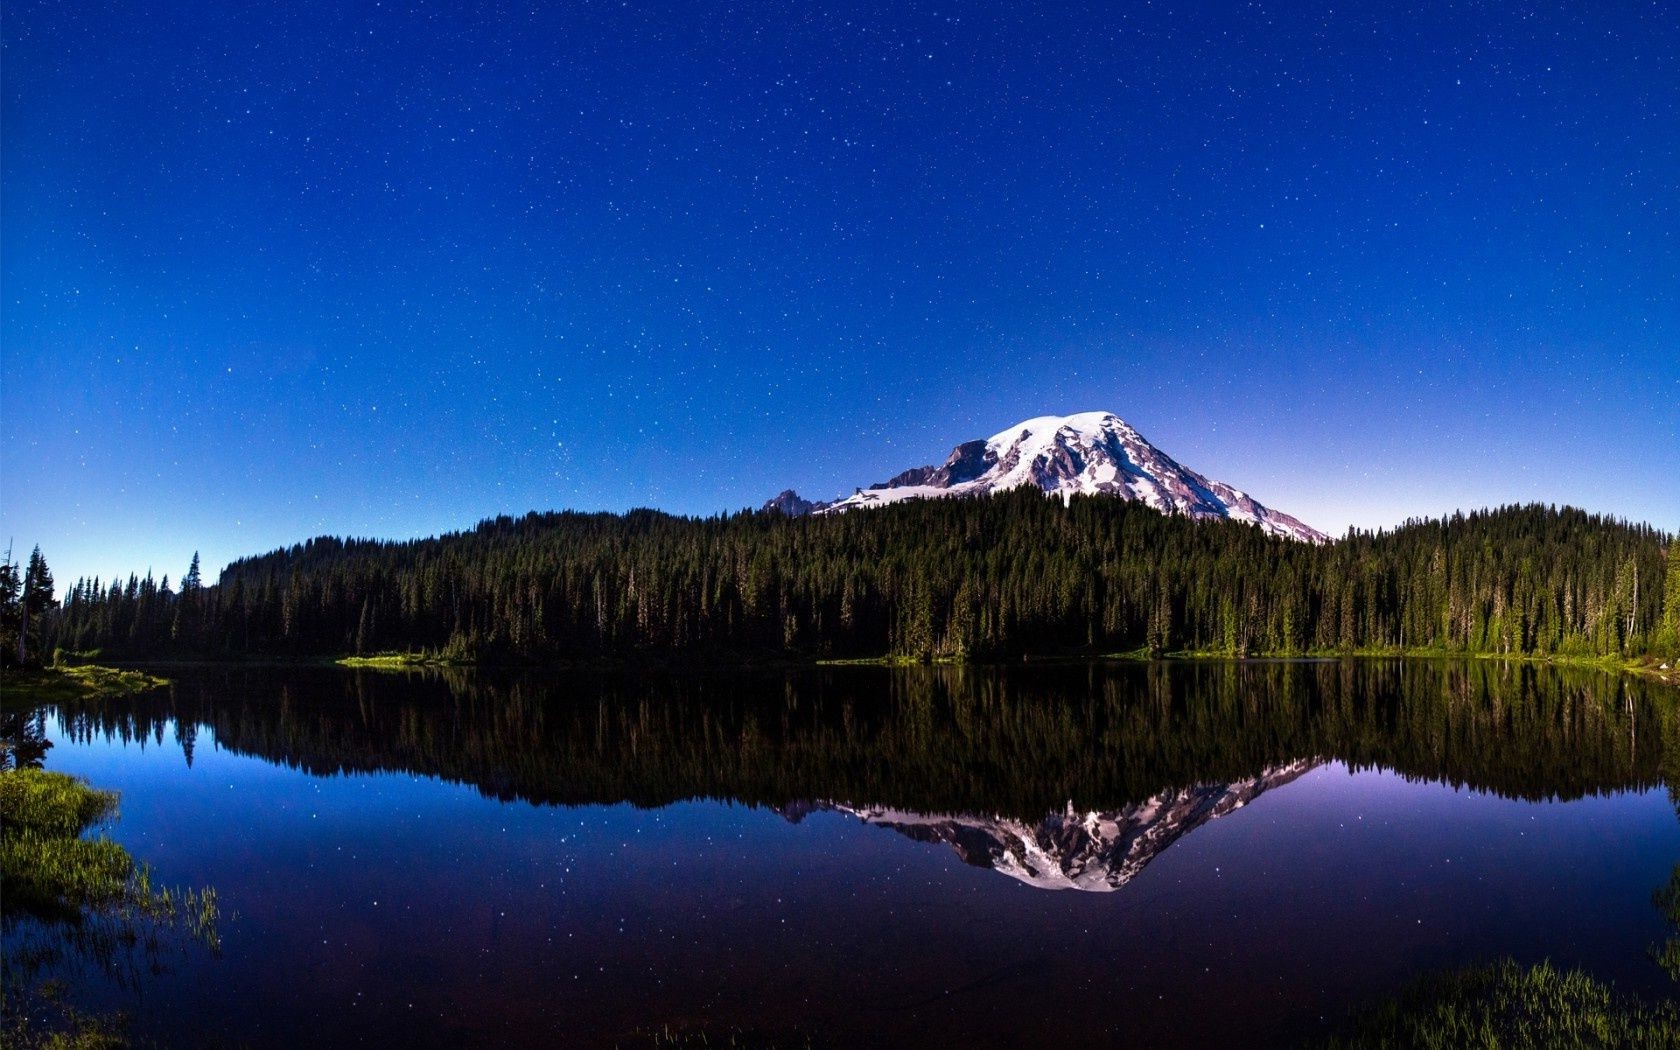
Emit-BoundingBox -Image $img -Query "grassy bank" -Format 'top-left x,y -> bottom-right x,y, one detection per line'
0,665 -> 170,708
1327,959 -> 1680,1048
0,766 -> 219,941
91,640 -> 1680,681
1085,647 -> 1680,685
338,650 -> 829,672
814,649 -> 1680,689
1,767 -> 220,1048
335,651 -> 467,669
814,655 -> 942,667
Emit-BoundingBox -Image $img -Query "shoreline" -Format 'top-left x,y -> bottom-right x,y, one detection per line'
18,649 -> 1672,687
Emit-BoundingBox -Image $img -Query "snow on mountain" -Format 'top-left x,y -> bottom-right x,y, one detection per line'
781,759 -> 1320,892
763,411 -> 1328,543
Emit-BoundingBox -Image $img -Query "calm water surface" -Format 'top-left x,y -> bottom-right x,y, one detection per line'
18,661 -> 1680,1047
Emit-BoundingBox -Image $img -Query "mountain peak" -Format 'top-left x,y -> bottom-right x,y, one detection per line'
996,409 -> 1135,436
762,489 -> 819,516
768,411 -> 1328,543
783,759 -> 1321,892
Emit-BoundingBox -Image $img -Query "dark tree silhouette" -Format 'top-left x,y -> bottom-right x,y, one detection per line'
35,497 -> 1680,664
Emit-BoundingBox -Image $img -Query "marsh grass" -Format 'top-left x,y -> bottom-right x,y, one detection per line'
1328,959 -> 1680,1048
0,769 -> 117,838
1,768 -> 220,1047
0,769 -> 220,944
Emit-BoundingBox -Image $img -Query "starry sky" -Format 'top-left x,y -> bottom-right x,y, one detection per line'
4,0 -> 1677,590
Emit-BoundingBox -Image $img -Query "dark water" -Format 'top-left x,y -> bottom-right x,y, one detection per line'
15,661 -> 1680,1047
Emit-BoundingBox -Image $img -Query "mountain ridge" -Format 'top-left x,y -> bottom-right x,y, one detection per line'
766,411 -> 1328,543
779,759 -> 1323,891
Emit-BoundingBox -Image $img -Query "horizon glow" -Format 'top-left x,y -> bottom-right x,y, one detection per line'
3,1 -> 1676,591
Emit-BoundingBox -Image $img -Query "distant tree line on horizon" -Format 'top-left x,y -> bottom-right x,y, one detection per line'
14,495 -> 1680,666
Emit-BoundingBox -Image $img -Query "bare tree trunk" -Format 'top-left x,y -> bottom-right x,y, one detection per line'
1630,561 -> 1639,643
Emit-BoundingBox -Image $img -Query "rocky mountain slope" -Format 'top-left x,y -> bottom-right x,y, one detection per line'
781,759 -> 1322,891
765,411 -> 1327,542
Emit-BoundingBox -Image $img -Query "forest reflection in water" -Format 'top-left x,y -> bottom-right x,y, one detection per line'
11,659 -> 1680,1048
40,659 -> 1675,818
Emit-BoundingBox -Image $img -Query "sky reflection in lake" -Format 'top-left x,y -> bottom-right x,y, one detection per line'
29,662 -> 1680,1047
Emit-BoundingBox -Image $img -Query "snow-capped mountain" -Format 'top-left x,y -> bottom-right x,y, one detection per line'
765,411 -> 1328,543
781,759 -> 1320,892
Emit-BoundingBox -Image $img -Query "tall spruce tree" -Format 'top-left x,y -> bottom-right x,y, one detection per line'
173,552 -> 204,642
19,546 -> 56,665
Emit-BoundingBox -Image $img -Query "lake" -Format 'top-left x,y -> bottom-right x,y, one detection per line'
13,661 -> 1680,1047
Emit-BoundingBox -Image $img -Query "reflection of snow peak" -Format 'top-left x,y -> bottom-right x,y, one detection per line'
766,412 -> 1327,543
801,759 -> 1320,891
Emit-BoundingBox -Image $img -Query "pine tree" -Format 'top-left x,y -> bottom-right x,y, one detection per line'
20,546 -> 56,665
18,500 -> 1674,664
173,552 -> 204,644
0,548 -> 21,667
1663,543 -> 1680,658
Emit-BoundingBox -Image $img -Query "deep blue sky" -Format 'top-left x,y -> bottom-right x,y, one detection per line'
4,1 -> 1676,589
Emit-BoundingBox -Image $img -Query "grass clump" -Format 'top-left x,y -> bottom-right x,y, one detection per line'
53,666 -> 168,698
0,769 -> 117,839
0,768 -> 219,942
1328,959 -> 1680,1049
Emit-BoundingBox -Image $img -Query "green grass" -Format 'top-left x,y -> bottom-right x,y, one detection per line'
336,651 -> 467,669
1327,959 -> 1680,1049
812,645 -> 1680,678
0,768 -> 218,941
0,769 -> 118,839
1086,646 -> 1680,682
0,666 -> 169,708
2,768 -> 221,1047
1444,650 -> 1679,682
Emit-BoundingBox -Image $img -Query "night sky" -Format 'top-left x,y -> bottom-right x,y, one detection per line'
4,1 -> 1676,589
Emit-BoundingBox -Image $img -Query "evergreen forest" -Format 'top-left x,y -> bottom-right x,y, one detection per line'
14,494 -> 1680,665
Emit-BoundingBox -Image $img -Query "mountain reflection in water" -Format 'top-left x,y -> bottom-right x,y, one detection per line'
15,659 -> 1680,1049
46,659 -> 1670,818
43,658 -> 1671,902
781,759 -> 1320,891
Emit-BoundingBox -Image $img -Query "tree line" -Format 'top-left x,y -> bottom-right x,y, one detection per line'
0,547 -> 59,668
21,494 -> 1680,664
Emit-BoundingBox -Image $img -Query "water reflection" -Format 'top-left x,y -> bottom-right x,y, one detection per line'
0,707 -> 53,769
12,660 -> 1679,1048
37,660 -> 1677,894
46,660 -> 1672,816
781,758 -> 1318,891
